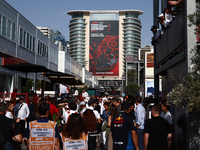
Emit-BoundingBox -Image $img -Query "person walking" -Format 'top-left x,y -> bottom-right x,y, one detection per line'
26,102 -> 60,150
60,113 -> 88,150
15,97 -> 30,135
143,103 -> 172,150
135,96 -> 145,150
111,102 -> 139,150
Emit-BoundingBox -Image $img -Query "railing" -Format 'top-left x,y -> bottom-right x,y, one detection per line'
0,93 -> 28,104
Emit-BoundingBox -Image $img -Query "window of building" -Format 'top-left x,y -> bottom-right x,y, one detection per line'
12,22 -> 15,41
26,33 -> 29,49
37,40 -> 48,59
33,37 -> 35,52
90,13 -> 119,20
2,16 -> 7,36
7,20 -> 11,39
20,28 -> 23,45
125,13 -> 138,18
0,14 -> 1,34
23,31 -> 26,47
30,35 -> 32,50
72,13 -> 83,19
38,40 -> 40,54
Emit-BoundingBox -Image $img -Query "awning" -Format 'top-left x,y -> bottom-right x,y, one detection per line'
1,63 -> 53,73
0,52 -> 15,58
42,72 -> 87,87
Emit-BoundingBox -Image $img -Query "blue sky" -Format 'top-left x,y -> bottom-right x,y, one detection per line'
5,0 -> 153,47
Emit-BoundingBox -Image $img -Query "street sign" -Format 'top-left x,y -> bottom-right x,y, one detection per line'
99,80 -> 122,87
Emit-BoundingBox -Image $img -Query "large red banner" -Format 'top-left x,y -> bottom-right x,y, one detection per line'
89,21 -> 119,76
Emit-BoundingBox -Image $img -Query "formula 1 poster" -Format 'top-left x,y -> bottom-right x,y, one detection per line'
89,21 -> 119,76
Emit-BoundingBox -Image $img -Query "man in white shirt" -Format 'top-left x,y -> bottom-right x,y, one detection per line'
161,100 -> 173,131
73,87 -> 79,96
87,99 -> 101,124
60,83 -> 68,99
135,96 -> 145,150
63,102 -> 77,124
82,89 -> 88,98
16,97 -> 30,135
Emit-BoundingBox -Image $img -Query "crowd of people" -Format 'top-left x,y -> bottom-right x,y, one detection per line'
0,88 -> 174,150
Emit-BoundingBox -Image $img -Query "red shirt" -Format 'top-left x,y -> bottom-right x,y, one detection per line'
49,103 -> 59,119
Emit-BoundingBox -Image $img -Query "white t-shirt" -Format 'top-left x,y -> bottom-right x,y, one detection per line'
63,110 -> 77,124
165,12 -> 172,23
73,90 -> 79,96
164,111 -> 173,124
82,92 -> 89,98
5,111 -> 13,119
17,102 -> 30,120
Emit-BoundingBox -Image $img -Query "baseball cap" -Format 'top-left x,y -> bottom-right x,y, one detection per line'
80,101 -> 86,106
158,13 -> 164,18
84,97 -> 90,103
88,99 -> 96,106
19,96 -> 24,100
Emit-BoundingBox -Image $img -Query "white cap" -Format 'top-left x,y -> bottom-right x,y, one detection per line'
84,97 -> 90,103
158,13 -> 164,18
80,101 -> 86,106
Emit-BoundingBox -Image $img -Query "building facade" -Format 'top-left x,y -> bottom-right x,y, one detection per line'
0,0 -> 98,93
67,10 -> 143,80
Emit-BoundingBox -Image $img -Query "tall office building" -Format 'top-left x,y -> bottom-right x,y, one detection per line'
67,10 -> 143,79
36,26 -> 55,42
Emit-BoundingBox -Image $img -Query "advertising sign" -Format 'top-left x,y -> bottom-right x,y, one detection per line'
147,53 -> 154,68
99,80 -> 122,87
89,21 -> 119,76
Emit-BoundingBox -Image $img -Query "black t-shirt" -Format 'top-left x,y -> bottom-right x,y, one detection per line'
111,111 -> 136,150
0,114 -> 21,144
144,116 -> 172,150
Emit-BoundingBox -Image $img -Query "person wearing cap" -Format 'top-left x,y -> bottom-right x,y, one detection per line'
79,101 -> 87,115
63,102 -> 77,124
15,97 -> 30,135
87,99 -> 101,124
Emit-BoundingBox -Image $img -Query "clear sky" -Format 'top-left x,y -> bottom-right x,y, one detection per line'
5,0 -> 153,47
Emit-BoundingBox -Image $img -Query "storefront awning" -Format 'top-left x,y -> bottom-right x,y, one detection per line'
1,63 -> 53,73
42,72 -> 87,87
0,52 -> 15,58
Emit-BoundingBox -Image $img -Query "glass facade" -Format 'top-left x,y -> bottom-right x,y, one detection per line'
69,16 -> 86,66
123,12 -> 142,59
90,13 -> 119,20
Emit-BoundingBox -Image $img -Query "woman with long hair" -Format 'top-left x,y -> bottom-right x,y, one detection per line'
5,101 -> 14,119
61,113 -> 88,150
107,104 -> 119,150
82,109 -> 97,150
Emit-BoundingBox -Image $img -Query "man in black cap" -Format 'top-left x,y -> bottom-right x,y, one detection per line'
87,99 -> 101,124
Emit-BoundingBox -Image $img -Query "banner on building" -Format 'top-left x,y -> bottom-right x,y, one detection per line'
147,53 -> 154,68
89,21 -> 119,76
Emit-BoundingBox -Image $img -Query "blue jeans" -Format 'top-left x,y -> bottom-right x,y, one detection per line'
137,129 -> 144,150
5,143 -> 15,150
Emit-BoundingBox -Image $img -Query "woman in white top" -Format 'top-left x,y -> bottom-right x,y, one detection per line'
5,101 -> 14,119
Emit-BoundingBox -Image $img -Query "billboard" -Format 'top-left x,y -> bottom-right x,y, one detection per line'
89,21 -> 119,76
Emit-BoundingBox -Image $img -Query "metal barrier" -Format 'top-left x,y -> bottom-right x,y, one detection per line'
0,93 -> 29,104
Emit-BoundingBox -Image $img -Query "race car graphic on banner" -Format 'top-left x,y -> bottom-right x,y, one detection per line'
89,21 -> 119,76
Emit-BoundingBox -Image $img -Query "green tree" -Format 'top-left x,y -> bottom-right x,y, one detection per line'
22,79 -> 34,93
127,69 -> 138,83
124,83 -> 139,97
